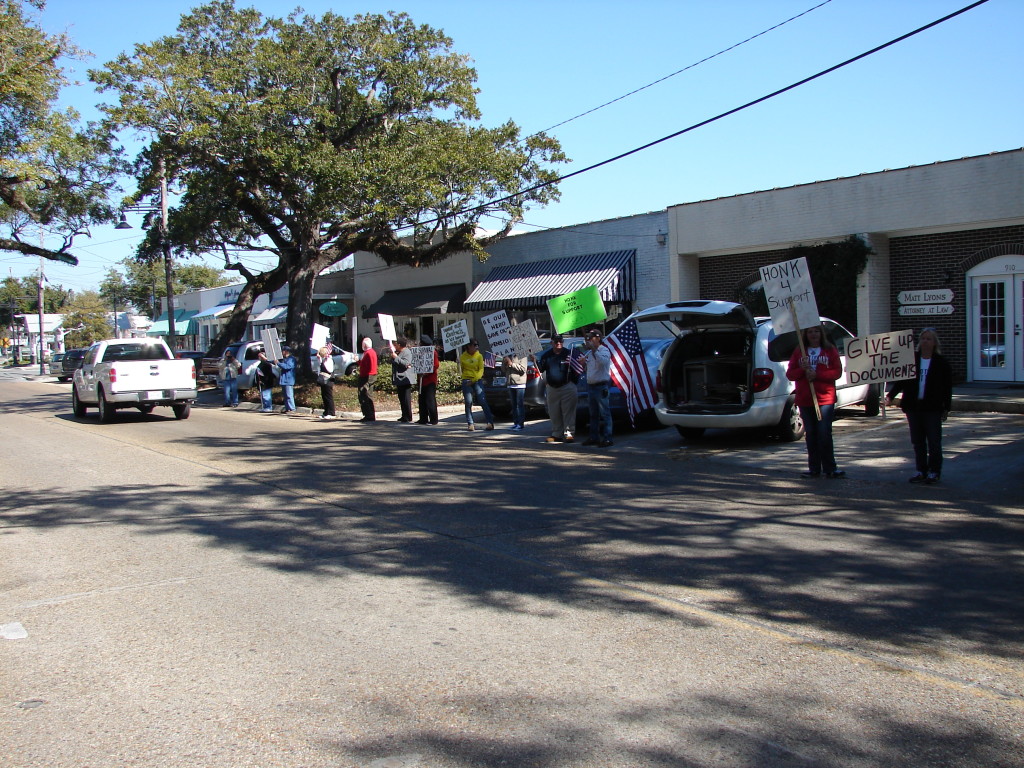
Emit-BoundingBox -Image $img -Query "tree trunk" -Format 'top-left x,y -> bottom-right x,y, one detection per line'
208,266 -> 288,356
284,259 -> 319,380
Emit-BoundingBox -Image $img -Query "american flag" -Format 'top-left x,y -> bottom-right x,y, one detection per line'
568,345 -> 586,376
483,350 -> 497,368
324,340 -> 334,355
606,319 -> 656,426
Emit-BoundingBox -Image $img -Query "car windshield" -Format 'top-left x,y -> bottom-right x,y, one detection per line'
103,342 -> 172,362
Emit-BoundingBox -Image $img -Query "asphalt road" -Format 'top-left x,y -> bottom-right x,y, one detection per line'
2,379 -> 1022,767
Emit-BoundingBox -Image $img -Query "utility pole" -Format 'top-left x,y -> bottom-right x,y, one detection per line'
37,237 -> 45,374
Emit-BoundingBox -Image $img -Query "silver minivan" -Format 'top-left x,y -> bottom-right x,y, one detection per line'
629,300 -> 881,441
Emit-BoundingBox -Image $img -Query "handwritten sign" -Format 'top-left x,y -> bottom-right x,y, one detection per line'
547,285 -> 606,335
481,311 -> 516,358
845,330 -> 917,384
510,320 -> 544,359
310,322 -> 330,352
759,256 -> 819,335
410,345 -> 435,375
378,313 -> 396,341
441,319 -> 470,353
260,327 -> 282,361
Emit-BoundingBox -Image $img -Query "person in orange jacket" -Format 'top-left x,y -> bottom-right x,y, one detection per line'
786,325 -> 845,479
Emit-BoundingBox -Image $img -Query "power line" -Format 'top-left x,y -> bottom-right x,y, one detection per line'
535,0 -> 834,136
469,0 -> 991,224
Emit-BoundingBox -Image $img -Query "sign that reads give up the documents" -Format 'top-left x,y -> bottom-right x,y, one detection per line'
845,330 -> 917,385
759,256 -> 820,335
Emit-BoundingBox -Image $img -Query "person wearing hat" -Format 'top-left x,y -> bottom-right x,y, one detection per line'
459,338 -> 494,431
582,328 -> 614,447
535,334 -> 579,443
276,345 -> 297,413
415,335 -> 440,425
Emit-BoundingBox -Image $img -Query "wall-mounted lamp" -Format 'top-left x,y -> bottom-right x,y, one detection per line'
656,231 -> 667,246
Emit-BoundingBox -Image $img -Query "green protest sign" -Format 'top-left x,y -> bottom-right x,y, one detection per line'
547,285 -> 606,335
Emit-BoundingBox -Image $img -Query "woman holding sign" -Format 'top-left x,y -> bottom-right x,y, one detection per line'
786,325 -> 845,479
884,328 -> 953,485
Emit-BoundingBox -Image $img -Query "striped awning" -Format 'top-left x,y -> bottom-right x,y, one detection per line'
361,283 -> 466,319
463,250 -> 636,312
251,306 -> 288,324
192,304 -> 234,320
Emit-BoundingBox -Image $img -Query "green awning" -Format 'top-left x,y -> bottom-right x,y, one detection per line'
147,309 -> 199,335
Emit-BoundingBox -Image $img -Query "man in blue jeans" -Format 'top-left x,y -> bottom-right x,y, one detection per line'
219,351 -> 240,407
276,345 -> 297,412
582,329 -> 613,447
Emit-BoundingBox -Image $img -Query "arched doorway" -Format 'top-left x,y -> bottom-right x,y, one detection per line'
967,254 -> 1024,382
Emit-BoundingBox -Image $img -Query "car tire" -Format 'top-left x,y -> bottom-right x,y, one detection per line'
345,363 -> 357,376
172,402 -> 191,420
777,397 -> 804,442
675,426 -> 706,440
863,384 -> 881,417
72,387 -> 87,418
97,389 -> 114,423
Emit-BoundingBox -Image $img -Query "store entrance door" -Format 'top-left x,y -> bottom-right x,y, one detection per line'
969,261 -> 1024,382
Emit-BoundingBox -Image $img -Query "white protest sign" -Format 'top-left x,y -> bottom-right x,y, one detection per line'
410,345 -> 435,375
845,330 -> 917,385
310,323 -> 330,352
441,319 -> 470,352
481,311 -> 515,358
378,313 -> 397,341
260,327 -> 283,361
759,256 -> 820,335
510,319 -> 544,358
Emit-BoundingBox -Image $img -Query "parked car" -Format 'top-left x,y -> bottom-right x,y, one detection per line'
482,335 -> 671,426
217,340 -> 359,392
175,350 -> 207,379
58,347 -> 88,382
49,351 -> 65,376
628,300 -> 880,442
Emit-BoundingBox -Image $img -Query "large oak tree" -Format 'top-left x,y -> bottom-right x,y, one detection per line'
92,0 -> 565,370
0,0 -> 123,265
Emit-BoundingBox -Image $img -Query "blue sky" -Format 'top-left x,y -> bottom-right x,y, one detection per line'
9,0 -> 1022,294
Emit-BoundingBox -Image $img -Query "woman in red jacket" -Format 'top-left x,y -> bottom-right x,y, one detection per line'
786,325 -> 845,479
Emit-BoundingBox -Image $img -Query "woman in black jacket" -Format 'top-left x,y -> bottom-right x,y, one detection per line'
885,328 -> 953,484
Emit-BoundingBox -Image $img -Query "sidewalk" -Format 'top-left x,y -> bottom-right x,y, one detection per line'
951,383 -> 1024,414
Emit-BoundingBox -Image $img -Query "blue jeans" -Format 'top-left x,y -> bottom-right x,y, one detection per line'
462,379 -> 493,424
588,382 -> 612,442
509,386 -> 525,427
222,378 -> 238,406
799,403 -> 837,474
281,384 -> 295,411
260,388 -> 273,411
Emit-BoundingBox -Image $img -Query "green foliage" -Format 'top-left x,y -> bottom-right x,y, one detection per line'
91,0 -> 565,364
0,275 -> 70,326
60,290 -> 112,347
737,235 -> 872,331
364,359 -> 460,394
101,257 -> 229,316
0,0 -> 124,263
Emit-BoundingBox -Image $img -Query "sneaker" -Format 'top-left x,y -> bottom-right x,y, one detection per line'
827,470 -> 846,479
563,435 -> 574,443
321,414 -> 336,420
509,424 -> 520,430
925,473 -> 940,484
485,423 -> 494,431
801,471 -> 821,478
545,436 -> 562,443
467,423 -> 475,431
909,473 -> 926,484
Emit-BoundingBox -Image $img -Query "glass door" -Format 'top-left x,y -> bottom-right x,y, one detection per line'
972,277 -> 1013,382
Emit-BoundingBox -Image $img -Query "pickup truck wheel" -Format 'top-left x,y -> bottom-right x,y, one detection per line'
777,397 -> 805,442
71,387 -> 87,417
675,426 -> 705,440
172,403 -> 191,420
96,389 -> 114,423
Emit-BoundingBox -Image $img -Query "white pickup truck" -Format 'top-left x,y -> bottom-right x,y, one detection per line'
72,338 -> 198,422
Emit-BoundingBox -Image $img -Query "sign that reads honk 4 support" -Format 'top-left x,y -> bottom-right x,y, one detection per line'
845,330 -> 917,385
759,256 -> 820,335
547,285 -> 606,335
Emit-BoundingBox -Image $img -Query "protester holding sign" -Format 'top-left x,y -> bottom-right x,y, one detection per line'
415,336 -> 440,426
459,339 -> 494,431
502,352 -> 528,431
884,328 -> 953,485
276,345 -> 297,413
786,325 -> 845,479
390,337 -> 416,423
535,335 -> 579,444
357,337 -> 378,422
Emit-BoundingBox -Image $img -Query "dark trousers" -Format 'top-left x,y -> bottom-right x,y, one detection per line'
417,383 -> 437,424
588,382 -> 613,442
799,403 -> 837,474
358,374 -> 377,420
397,384 -> 413,422
906,409 -> 944,475
320,382 -> 335,416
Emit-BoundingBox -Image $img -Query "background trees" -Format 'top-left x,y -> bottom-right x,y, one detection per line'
100,259 -> 229,319
92,0 -> 565,369
0,0 -> 123,265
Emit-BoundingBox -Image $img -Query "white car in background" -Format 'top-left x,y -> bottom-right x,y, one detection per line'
629,300 -> 881,441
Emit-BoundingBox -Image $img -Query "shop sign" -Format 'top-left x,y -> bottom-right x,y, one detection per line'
897,304 -> 954,316
897,289 -> 953,305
